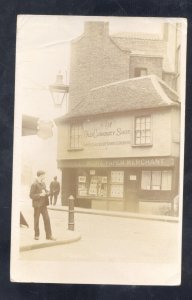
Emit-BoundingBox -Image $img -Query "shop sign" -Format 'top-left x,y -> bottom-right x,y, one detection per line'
83,118 -> 132,147
59,157 -> 175,168
78,176 -> 86,183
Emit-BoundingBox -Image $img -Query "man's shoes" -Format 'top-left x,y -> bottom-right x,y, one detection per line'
34,236 -> 39,240
46,236 -> 56,241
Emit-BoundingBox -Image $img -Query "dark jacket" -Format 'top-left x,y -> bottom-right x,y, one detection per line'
30,180 -> 49,208
50,180 -> 60,195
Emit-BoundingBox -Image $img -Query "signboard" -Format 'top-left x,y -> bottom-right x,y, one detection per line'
78,176 -> 86,183
59,157 -> 175,168
83,118 -> 132,147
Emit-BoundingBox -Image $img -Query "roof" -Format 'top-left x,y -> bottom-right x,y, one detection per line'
111,36 -> 166,57
111,32 -> 162,41
56,75 -> 179,123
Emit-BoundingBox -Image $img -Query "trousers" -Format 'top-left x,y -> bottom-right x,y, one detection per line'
50,193 -> 58,205
34,206 -> 52,238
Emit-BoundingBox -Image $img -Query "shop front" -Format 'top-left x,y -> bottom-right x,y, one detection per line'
58,156 -> 178,214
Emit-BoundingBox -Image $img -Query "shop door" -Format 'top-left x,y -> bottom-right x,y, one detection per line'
62,168 -> 76,206
125,171 -> 139,212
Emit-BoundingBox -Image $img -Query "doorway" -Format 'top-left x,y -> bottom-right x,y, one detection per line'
125,170 -> 139,212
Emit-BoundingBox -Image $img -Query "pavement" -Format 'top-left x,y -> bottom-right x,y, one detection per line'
20,199 -> 178,253
48,205 -> 179,223
20,202 -> 81,252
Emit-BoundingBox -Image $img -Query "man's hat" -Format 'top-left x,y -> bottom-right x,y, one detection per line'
37,170 -> 45,177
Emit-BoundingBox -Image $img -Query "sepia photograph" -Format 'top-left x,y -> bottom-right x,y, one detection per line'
11,15 -> 187,285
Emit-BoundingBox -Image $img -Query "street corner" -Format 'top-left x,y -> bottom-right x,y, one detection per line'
20,228 -> 81,252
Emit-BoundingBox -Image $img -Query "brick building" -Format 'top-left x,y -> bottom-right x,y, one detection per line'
56,21 -> 181,215
69,22 -> 180,111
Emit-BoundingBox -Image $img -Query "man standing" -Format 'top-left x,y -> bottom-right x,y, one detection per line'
29,170 -> 56,240
49,176 -> 60,206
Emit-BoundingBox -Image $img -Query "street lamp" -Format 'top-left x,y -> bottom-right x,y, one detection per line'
49,71 -> 69,108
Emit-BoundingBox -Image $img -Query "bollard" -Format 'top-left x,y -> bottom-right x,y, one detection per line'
68,195 -> 75,231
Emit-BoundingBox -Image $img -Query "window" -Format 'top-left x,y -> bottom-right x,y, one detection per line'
135,68 -> 147,77
88,176 -> 107,197
135,116 -> 151,145
77,170 -> 108,197
141,170 -> 172,191
110,171 -> 124,198
70,123 -> 82,149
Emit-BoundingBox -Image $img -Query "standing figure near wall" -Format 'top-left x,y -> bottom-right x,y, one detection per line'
49,176 -> 60,206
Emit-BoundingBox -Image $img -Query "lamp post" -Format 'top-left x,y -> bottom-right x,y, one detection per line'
49,71 -> 69,109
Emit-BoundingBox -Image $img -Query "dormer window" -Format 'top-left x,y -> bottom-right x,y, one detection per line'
135,68 -> 147,77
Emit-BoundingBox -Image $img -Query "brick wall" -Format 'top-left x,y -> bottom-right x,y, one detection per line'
68,22 -> 178,112
129,56 -> 163,79
69,22 -> 130,111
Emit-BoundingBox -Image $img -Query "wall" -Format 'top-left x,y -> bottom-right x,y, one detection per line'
171,106 -> 180,157
69,22 -> 130,111
57,108 -> 176,161
129,56 -> 163,79
163,23 -> 177,73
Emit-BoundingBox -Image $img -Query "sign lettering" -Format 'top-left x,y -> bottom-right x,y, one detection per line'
59,157 -> 175,168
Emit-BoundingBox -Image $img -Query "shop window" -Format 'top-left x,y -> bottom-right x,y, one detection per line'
135,68 -> 147,77
141,170 -> 172,191
88,176 -> 107,197
135,116 -> 151,145
77,171 -> 107,197
161,171 -> 172,190
110,171 -> 124,198
78,175 -> 88,196
70,123 -> 82,149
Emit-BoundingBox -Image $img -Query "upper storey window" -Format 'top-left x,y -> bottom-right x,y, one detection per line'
135,116 -> 152,145
70,123 -> 83,149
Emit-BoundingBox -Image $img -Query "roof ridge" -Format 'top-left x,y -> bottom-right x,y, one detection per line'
90,75 -> 153,91
111,33 -> 162,41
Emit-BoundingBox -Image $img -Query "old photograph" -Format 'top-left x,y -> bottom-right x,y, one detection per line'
11,16 -> 187,285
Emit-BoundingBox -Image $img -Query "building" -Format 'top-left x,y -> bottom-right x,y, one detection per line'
69,22 -> 180,111
56,21 -> 181,215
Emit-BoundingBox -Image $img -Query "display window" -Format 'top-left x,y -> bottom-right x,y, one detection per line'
77,170 -> 108,197
110,171 -> 124,198
77,169 -> 125,199
89,176 -> 107,197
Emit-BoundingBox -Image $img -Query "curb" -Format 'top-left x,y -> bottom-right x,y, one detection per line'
48,206 -> 179,223
20,233 -> 81,252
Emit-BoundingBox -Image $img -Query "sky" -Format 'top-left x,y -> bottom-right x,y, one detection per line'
16,15 -> 164,119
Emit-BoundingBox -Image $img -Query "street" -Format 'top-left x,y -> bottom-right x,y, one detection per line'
20,209 -> 179,264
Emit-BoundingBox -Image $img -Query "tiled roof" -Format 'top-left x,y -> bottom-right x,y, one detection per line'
111,36 -> 166,57
111,32 -> 161,40
57,76 -> 179,122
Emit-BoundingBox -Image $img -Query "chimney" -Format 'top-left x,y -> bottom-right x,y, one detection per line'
84,21 -> 109,37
